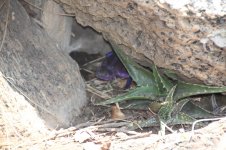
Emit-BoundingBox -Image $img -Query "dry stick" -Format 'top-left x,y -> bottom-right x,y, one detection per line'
97,122 -> 129,128
10,120 -> 125,147
160,121 -> 175,134
22,0 -> 75,16
120,132 -> 152,141
96,124 -> 142,134
85,77 -> 98,83
0,0 -> 10,52
132,121 -> 143,130
86,84 -> 111,99
189,117 -> 226,142
74,117 -> 106,129
96,128 -> 128,133
82,56 -> 105,67
76,119 -> 130,130
17,120 -> 109,147
80,68 -> 94,74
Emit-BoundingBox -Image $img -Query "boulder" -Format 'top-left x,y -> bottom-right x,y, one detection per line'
41,0 -> 112,54
0,0 -> 87,128
58,0 -> 226,85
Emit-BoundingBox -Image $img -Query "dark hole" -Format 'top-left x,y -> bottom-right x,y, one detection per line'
70,51 -> 102,80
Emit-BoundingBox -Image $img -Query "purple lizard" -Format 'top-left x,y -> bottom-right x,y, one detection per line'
96,51 -> 132,89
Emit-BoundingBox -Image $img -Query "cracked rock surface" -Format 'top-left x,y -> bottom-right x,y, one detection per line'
59,0 -> 226,85
0,0 -> 87,128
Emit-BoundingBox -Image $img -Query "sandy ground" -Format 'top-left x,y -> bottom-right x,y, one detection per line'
1,71 -> 226,150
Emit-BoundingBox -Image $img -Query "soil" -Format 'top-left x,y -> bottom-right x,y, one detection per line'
1,53 -> 226,149
1,1 -> 226,149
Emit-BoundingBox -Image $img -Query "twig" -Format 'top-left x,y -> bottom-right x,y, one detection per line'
82,56 -> 105,67
148,107 -> 157,115
75,117 -> 105,129
80,68 -> 94,74
74,122 -> 93,129
120,132 -> 152,141
18,120 -> 127,147
97,122 -> 129,128
96,128 -> 128,133
161,121 -> 175,133
86,84 -> 111,99
0,0 -> 10,52
76,119 -> 129,130
189,117 -> 226,141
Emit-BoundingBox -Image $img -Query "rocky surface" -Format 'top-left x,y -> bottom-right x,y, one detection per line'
58,0 -> 226,85
42,0 -> 72,52
0,0 -> 87,128
41,0 -> 112,55
69,20 -> 112,55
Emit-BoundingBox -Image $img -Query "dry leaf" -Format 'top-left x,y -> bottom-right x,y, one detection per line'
111,103 -> 125,120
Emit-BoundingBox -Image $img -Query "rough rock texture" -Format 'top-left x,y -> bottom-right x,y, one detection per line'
41,0 -> 112,55
18,0 -> 46,19
0,72 -> 50,148
69,20 -> 112,54
58,0 -> 226,85
42,0 -> 72,51
0,0 -> 87,128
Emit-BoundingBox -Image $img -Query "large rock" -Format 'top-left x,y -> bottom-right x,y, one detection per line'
40,0 -> 112,55
68,20 -> 112,54
58,0 -> 226,85
0,0 -> 87,128
41,0 -> 72,51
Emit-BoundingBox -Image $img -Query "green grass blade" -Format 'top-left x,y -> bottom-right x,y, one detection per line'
174,82 -> 226,100
120,100 -> 151,110
158,85 -> 177,121
171,99 -> 190,116
153,65 -> 165,94
95,86 -> 162,105
163,69 -> 179,80
182,101 -> 214,118
152,65 -> 174,93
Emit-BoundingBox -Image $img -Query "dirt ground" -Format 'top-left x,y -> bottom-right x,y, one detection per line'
1,76 -> 226,150
0,1 -> 225,149
1,51 -> 226,150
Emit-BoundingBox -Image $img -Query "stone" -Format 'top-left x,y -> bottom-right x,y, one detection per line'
69,20 -> 112,54
57,0 -> 226,85
41,0 -> 111,55
0,0 -> 87,128
42,0 -> 72,51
